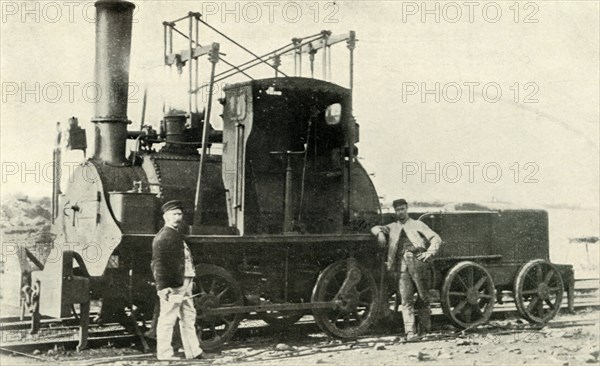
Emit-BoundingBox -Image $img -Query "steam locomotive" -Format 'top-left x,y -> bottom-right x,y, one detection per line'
16,0 -> 574,352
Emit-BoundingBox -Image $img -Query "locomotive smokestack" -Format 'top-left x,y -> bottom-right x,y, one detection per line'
92,0 -> 135,164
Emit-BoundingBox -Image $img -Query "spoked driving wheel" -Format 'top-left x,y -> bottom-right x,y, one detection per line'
311,258 -> 380,338
193,264 -> 243,351
514,259 -> 564,324
441,261 -> 496,329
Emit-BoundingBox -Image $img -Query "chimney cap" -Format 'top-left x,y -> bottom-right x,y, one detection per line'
94,0 -> 135,11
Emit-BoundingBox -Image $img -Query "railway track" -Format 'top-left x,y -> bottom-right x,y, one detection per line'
0,314 -> 101,332
2,278 -> 596,333
1,307 -> 597,364
0,283 -> 597,357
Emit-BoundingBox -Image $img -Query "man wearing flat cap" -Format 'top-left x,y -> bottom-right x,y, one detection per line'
151,200 -> 208,360
371,199 -> 442,340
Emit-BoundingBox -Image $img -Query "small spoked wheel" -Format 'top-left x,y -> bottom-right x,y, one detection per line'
514,259 -> 564,324
441,261 -> 496,329
311,258 -> 380,338
193,264 -> 243,351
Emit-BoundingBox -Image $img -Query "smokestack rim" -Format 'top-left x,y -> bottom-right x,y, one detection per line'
94,0 -> 135,11
91,117 -> 132,124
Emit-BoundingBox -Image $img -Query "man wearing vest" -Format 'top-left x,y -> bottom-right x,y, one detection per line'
371,199 -> 442,340
151,200 -> 212,360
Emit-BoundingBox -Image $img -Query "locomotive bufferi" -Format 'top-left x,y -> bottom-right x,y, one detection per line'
13,0 -> 574,352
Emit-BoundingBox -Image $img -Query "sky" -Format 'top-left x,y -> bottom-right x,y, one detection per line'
1,0 -> 599,209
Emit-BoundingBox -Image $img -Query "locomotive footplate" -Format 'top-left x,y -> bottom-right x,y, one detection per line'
123,233 -> 374,244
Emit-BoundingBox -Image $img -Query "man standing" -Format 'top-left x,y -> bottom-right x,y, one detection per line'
371,199 -> 442,340
151,200 -> 208,360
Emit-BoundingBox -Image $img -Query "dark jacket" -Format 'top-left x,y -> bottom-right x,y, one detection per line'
151,226 -> 185,291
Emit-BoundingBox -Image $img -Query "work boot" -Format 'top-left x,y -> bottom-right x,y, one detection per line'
404,332 -> 418,342
416,309 -> 431,335
194,352 -> 217,360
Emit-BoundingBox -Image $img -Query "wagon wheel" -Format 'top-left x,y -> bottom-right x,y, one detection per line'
441,261 -> 495,329
514,259 -> 564,324
193,264 -> 243,351
311,258 -> 380,338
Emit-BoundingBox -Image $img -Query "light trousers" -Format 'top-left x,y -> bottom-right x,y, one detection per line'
156,277 -> 202,359
398,253 -> 432,335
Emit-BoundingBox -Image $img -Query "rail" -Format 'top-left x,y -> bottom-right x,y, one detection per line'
0,291 -> 596,359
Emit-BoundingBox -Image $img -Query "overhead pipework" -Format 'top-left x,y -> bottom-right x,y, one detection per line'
92,0 -> 135,165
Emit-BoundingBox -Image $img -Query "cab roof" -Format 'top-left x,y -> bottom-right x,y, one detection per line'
223,77 -> 350,96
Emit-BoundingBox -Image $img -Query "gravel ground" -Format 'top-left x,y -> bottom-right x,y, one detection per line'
1,308 -> 598,366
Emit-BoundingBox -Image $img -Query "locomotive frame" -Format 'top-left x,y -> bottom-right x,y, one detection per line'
14,0 -> 574,352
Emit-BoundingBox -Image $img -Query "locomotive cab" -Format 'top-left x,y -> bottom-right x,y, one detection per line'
221,78 -> 380,235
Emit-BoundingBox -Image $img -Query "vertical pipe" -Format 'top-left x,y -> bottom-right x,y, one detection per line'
349,47 -> 354,90
52,148 -> 57,224
292,38 -> 297,76
188,15 -> 193,117
193,43 -> 220,228
92,0 -> 135,165
328,46 -> 332,81
52,122 -> 61,224
294,49 -> 298,76
292,37 -> 301,77
163,22 -> 168,63
309,50 -> 315,78
284,248 -> 289,301
345,31 -> 356,222
298,49 -> 302,76
273,54 -> 280,78
139,88 -> 147,130
235,123 -> 245,227
194,15 -> 199,112
169,24 -> 173,55
348,31 -> 355,91
322,37 -> 328,80
283,153 -> 294,233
